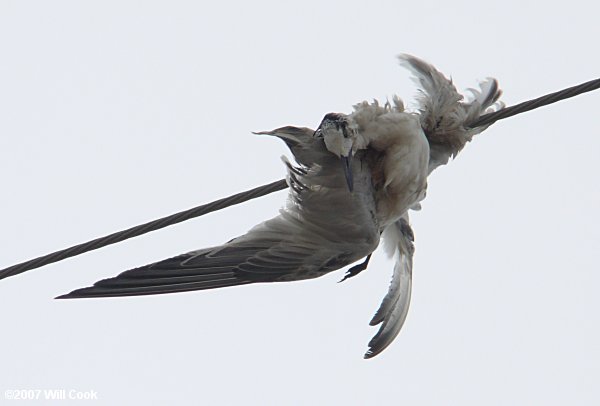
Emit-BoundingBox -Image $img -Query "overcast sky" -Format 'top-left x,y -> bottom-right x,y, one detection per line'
1,1 -> 598,405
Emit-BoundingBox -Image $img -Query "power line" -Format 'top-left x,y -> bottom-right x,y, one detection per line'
0,179 -> 288,280
468,77 -> 600,127
1,77 -> 599,281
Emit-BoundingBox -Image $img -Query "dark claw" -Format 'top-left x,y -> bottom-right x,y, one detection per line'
339,254 -> 372,282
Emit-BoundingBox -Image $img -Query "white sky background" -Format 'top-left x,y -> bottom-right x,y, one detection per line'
1,1 -> 598,405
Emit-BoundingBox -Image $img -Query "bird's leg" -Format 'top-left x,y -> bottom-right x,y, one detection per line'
339,254 -> 372,283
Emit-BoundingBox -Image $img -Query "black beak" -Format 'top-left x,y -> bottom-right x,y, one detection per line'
341,150 -> 353,192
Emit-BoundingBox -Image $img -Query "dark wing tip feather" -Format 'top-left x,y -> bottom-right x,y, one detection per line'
54,251 -> 258,299
55,277 -> 251,299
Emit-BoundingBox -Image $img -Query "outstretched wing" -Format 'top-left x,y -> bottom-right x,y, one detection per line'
364,216 -> 414,359
58,126 -> 380,299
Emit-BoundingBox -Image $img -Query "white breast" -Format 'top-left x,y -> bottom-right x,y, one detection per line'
356,111 -> 430,227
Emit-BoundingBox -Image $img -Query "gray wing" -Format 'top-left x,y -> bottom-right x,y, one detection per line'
364,216 -> 414,359
58,126 -> 380,299
398,54 -> 504,173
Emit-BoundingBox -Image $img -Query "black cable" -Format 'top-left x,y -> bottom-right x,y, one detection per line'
1,77 -> 599,281
468,78 -> 600,128
0,179 -> 288,280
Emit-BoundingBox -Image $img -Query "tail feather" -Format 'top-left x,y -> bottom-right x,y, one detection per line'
364,217 -> 414,359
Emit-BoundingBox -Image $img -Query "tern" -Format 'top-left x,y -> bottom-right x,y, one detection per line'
57,55 -> 503,358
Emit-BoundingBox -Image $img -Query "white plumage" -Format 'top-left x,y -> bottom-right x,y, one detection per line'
57,54 -> 504,358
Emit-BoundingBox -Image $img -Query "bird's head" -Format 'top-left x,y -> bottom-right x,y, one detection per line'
315,113 -> 357,192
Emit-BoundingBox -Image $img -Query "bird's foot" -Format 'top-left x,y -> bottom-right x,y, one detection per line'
339,254 -> 372,283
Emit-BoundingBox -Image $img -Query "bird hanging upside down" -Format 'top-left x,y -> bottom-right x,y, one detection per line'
58,55 -> 504,359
